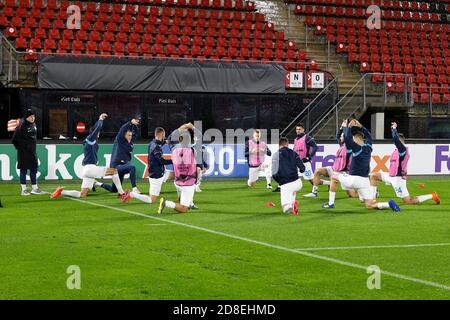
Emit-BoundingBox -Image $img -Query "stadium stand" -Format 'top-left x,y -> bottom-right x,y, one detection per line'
0,0 -> 313,71
0,0 -> 448,140
287,0 -> 450,105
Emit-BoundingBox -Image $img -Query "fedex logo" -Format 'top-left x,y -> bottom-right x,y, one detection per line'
435,146 -> 450,173
311,145 -> 391,173
311,146 -> 335,171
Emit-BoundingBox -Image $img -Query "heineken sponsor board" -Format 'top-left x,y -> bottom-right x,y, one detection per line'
0,143 -> 449,181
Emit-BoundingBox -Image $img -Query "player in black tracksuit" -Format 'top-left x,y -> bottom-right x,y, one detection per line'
272,137 -> 305,215
11,109 -> 44,196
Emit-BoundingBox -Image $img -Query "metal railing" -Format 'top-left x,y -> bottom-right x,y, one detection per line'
0,32 -> 344,88
309,73 -> 414,138
411,85 -> 450,116
0,32 -> 20,85
281,72 -> 415,139
280,75 -> 339,137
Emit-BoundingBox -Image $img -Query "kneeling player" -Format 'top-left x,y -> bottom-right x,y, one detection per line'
51,114 -> 126,199
322,119 -> 400,211
158,127 -> 198,214
369,122 -> 440,205
246,129 -> 272,189
123,127 -> 172,204
305,122 -> 357,198
272,137 -> 305,215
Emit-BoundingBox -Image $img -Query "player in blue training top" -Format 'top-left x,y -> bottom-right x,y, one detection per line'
322,119 -> 401,212
122,126 -> 173,204
50,113 -> 126,199
272,137 -> 305,215
97,118 -> 140,194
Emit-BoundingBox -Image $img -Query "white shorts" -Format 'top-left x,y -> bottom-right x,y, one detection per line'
280,179 -> 303,207
301,162 -> 314,180
337,173 -> 372,200
81,164 -> 107,189
149,176 -> 165,196
380,172 -> 409,198
248,163 -> 269,183
175,184 -> 196,207
325,166 -> 336,178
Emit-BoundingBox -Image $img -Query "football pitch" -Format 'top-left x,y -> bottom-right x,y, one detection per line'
1,178 -> 449,300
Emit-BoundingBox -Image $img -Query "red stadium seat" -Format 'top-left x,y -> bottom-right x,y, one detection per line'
15,37 -> 27,50
86,41 -> 98,54
44,38 -> 57,51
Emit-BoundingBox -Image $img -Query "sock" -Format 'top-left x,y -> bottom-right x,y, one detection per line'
132,187 -> 139,193
417,194 -> 432,203
21,184 -> 27,191
328,191 -> 336,205
322,180 -> 331,186
376,202 -> 390,209
131,192 -> 152,203
371,186 -> 378,198
61,190 -> 81,198
32,184 -> 38,190
111,174 -> 125,194
100,183 -> 114,192
166,200 -> 176,209
94,181 -> 103,187
312,185 -> 318,193
265,176 -> 272,185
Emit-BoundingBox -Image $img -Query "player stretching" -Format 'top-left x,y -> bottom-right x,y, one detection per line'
123,127 -> 172,204
304,122 -> 358,198
194,145 -> 208,193
246,129 -> 272,189
293,123 -> 320,186
272,137 -> 305,215
98,118 -> 140,194
50,114 -> 126,199
369,122 -> 440,205
158,127 -> 198,214
322,119 -> 400,212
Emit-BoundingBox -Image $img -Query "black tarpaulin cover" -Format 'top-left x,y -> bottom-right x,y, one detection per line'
38,56 -> 286,94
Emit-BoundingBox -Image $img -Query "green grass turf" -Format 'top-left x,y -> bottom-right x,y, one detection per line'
0,177 -> 449,300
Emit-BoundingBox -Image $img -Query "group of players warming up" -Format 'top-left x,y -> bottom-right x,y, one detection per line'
50,115 -> 204,215
50,113 -> 440,215
246,120 -> 440,215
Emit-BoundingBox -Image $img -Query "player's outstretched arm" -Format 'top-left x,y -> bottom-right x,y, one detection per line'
343,127 -> 359,153
131,119 -> 140,142
87,114 -> 107,142
361,126 -> 373,146
391,122 -> 406,152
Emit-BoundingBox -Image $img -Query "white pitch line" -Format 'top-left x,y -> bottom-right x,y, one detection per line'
294,243 -> 450,251
67,197 -> 450,292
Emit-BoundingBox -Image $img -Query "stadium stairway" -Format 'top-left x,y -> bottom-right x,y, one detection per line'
0,34 -> 35,87
256,0 -> 362,93
259,0 -> 406,139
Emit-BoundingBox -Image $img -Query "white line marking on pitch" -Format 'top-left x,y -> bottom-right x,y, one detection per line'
294,243 -> 450,251
67,198 -> 450,292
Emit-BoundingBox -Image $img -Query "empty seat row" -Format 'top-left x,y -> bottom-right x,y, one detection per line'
0,0 -> 257,12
